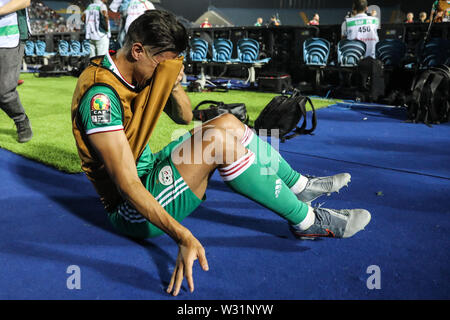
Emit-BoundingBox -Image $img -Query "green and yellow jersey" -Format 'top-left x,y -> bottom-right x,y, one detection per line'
77,53 -> 155,177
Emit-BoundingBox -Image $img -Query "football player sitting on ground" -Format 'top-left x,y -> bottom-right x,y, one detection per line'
71,10 -> 371,296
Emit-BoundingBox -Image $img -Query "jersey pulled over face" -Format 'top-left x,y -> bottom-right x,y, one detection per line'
133,49 -> 179,90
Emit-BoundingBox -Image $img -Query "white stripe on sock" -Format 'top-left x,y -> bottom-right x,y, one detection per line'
290,175 -> 309,194
219,152 -> 253,173
241,125 -> 254,147
291,205 -> 315,231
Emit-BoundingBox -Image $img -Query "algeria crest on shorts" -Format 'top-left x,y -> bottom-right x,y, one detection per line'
90,94 -> 111,124
159,165 -> 173,186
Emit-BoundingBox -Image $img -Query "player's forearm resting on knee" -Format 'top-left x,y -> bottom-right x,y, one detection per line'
88,130 -> 192,243
0,0 -> 30,15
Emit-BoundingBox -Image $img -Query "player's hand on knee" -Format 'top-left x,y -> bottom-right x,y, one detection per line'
166,234 -> 209,296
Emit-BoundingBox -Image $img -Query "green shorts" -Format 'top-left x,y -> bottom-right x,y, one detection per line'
108,134 -> 204,239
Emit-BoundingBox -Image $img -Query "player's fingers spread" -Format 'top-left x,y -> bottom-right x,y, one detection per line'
198,249 -> 209,271
173,263 -> 184,296
185,268 -> 194,293
166,267 -> 177,294
167,270 -> 176,292
198,255 -> 209,271
185,259 -> 195,293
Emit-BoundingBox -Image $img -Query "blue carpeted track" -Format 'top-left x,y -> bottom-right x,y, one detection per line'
0,104 -> 449,300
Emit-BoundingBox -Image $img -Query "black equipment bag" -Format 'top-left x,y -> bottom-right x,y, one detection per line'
330,57 -> 385,102
192,100 -> 249,124
70,56 -> 90,77
254,89 -> 317,142
187,81 -> 203,92
37,62 -> 66,77
357,57 -> 386,102
407,65 -> 450,125
258,73 -> 292,93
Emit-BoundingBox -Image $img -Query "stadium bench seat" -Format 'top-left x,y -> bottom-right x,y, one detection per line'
303,37 -> 331,66
58,40 -> 71,57
235,38 -> 270,64
417,38 -> 450,68
189,38 -> 209,62
81,39 -> 91,57
376,39 -> 407,68
337,39 -> 366,67
303,37 -> 331,89
212,38 -> 233,63
25,40 -> 35,56
35,40 -> 56,57
233,38 -> 270,85
69,40 -> 82,57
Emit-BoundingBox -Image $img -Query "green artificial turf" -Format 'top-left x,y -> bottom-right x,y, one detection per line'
0,73 -> 337,173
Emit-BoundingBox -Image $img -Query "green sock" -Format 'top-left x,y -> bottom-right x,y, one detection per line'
242,125 -> 301,189
219,150 -> 308,225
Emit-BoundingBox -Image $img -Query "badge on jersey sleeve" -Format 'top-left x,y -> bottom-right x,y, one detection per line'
90,94 -> 111,124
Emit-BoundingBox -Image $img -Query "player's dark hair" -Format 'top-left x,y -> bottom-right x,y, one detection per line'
124,10 -> 188,54
353,0 -> 368,13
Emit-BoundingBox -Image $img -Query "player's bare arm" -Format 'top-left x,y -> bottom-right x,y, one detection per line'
164,65 -> 193,124
88,130 -> 209,295
0,0 -> 30,15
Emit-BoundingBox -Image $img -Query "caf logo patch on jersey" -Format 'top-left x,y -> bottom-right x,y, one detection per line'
159,166 -> 174,186
90,94 -> 111,124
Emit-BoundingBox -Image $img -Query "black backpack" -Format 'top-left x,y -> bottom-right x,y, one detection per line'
407,65 -> 450,125
254,89 -> 317,142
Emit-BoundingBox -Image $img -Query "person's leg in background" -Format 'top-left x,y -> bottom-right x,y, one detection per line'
0,42 -> 32,143
96,34 -> 110,56
89,40 -> 96,58
117,15 -> 126,48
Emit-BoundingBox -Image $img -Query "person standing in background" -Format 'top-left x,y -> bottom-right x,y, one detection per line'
200,17 -> 211,28
109,0 -> 129,47
369,9 -> 380,29
404,12 -> 414,23
254,17 -> 263,26
341,0 -> 379,58
269,15 -> 280,26
124,0 -> 154,33
82,0 -> 110,57
418,12 -> 427,23
431,1 -> 450,22
0,0 -> 33,143
308,13 -> 320,26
